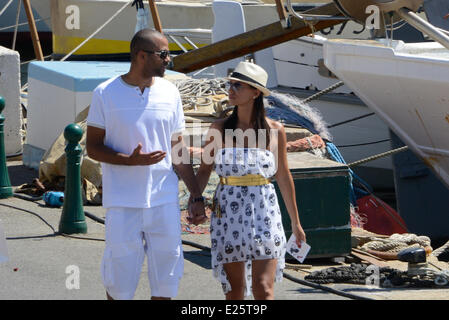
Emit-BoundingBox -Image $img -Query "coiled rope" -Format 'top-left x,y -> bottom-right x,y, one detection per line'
360,233 -> 432,259
172,78 -> 228,111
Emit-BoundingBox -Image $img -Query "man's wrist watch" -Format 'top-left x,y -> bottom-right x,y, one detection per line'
191,196 -> 205,204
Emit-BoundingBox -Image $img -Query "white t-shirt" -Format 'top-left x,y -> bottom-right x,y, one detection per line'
87,75 -> 185,208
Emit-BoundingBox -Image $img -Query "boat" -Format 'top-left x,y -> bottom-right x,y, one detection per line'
185,1 -> 428,190
322,0 -> 449,240
25,0 -> 431,189
270,35 -> 396,189
0,0 -> 51,48
323,1 -> 449,189
45,0 -> 375,60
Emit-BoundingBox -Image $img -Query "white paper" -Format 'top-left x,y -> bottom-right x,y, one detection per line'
286,234 -> 310,263
0,219 -> 8,263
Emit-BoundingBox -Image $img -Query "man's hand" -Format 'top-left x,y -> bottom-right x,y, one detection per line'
187,196 -> 208,225
127,143 -> 166,165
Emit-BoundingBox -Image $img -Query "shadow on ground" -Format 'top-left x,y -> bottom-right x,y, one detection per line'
183,249 -> 212,270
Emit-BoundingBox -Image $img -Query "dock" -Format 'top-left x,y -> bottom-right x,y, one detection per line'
1,159 -> 448,301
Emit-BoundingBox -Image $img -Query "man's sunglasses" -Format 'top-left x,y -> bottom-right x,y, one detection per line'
142,49 -> 170,60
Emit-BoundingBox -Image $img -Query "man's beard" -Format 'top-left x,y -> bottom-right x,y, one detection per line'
142,64 -> 166,78
156,64 -> 167,77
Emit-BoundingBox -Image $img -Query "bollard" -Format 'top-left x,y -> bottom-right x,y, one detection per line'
59,123 -> 87,234
0,96 -> 13,199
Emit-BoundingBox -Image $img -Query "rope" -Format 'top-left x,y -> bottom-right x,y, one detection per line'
0,0 -> 14,17
361,233 -> 431,254
327,112 -> 375,129
337,138 -> 390,148
348,146 -> 409,167
0,17 -> 50,32
12,0 -> 21,51
300,81 -> 345,104
172,78 -> 228,111
60,0 -> 133,61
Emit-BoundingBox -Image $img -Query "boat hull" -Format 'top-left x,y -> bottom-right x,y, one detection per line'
49,0 -> 373,58
323,39 -> 449,189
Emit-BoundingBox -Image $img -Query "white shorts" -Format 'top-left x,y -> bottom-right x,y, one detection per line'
101,203 -> 184,300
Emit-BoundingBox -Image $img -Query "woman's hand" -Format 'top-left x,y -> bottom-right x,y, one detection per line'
292,223 -> 307,248
187,195 -> 208,225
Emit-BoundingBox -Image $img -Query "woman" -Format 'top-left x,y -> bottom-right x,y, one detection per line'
191,61 -> 306,300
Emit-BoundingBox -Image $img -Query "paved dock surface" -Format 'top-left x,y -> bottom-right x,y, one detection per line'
1,161 -> 449,301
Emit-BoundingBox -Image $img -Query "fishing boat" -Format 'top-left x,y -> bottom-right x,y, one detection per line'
25,0 -> 430,189
322,0 -> 449,239
185,1 -> 427,189
45,0 -> 374,60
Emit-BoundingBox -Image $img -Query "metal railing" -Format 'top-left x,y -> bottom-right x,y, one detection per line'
164,28 -> 212,53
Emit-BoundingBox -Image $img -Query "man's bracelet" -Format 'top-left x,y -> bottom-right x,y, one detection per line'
191,196 -> 205,204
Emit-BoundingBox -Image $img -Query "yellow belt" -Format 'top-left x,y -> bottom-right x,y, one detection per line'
214,174 -> 270,218
219,174 -> 270,186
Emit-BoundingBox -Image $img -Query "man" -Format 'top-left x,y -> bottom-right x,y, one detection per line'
86,29 -> 207,300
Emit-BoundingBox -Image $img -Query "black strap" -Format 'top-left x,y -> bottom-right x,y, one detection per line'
132,0 -> 144,10
229,72 -> 265,88
191,196 -> 205,204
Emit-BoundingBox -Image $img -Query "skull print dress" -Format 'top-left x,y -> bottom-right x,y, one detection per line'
210,147 -> 287,297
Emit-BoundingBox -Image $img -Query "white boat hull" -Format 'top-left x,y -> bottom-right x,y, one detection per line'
323,39 -> 449,188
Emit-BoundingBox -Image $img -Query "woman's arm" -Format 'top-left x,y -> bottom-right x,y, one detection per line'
185,121 -> 223,223
195,121 -> 223,194
272,122 -> 307,246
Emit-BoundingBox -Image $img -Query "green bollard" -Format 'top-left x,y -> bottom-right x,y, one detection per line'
0,96 -> 13,199
59,123 -> 87,234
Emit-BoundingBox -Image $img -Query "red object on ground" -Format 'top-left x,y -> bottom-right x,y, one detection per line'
356,195 -> 408,236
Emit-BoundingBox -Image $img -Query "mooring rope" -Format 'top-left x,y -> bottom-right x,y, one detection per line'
300,81 -> 345,104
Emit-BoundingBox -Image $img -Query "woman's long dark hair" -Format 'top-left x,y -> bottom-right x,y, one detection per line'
222,94 -> 271,147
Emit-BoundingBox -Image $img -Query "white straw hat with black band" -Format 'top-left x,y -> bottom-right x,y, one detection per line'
227,61 -> 271,97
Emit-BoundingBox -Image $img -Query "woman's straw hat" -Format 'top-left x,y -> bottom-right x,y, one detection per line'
227,61 -> 270,97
